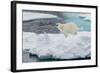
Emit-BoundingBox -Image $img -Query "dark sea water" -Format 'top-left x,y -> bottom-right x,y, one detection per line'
22,50 -> 91,63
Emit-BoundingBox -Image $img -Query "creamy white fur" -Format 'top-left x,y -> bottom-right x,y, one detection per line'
57,23 -> 78,37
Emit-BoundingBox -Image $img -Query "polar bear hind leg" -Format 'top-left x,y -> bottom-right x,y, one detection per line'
72,31 -> 77,35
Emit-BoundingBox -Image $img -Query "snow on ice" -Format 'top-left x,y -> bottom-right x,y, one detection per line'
23,32 -> 91,59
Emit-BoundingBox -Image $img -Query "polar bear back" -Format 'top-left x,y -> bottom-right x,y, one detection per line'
57,23 -> 78,33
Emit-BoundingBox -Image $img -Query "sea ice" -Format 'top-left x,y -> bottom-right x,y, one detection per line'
23,32 -> 91,59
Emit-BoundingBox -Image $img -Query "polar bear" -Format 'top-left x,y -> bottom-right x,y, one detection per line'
57,22 -> 78,37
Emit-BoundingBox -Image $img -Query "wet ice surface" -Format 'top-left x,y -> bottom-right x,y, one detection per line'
22,32 -> 91,62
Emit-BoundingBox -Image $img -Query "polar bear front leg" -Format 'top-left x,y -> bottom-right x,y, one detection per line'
63,33 -> 68,38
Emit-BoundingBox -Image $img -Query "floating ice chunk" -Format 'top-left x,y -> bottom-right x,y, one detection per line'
23,12 -> 58,21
